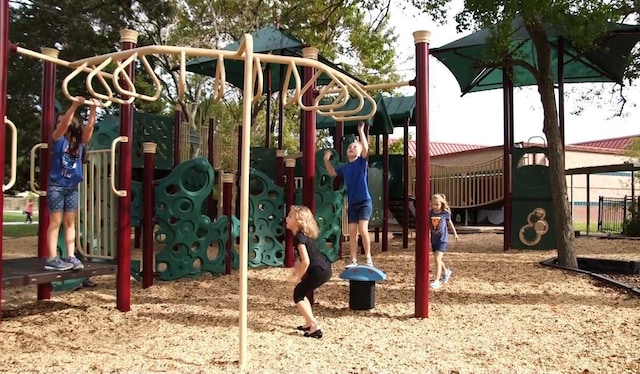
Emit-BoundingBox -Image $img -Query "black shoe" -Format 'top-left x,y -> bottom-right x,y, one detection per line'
82,279 -> 97,288
296,325 -> 311,332
303,329 -> 323,339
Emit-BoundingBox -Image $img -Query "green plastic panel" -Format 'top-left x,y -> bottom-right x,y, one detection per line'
248,168 -> 285,267
154,157 -> 233,280
88,113 -> 175,170
250,147 -> 278,181
370,155 -> 404,200
132,112 -> 175,170
511,146 -> 556,250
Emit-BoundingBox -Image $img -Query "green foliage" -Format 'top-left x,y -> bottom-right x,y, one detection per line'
389,138 -> 405,155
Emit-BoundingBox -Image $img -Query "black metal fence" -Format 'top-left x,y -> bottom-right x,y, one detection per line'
598,195 -> 638,233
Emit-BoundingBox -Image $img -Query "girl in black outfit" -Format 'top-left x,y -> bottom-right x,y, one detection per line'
286,205 -> 332,339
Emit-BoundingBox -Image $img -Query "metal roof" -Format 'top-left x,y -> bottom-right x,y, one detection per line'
570,135 -> 638,151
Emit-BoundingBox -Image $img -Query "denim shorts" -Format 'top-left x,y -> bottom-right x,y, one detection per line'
347,199 -> 372,224
431,241 -> 448,253
47,183 -> 79,212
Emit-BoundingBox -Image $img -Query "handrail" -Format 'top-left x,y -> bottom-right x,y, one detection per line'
29,143 -> 48,196
3,117 -> 17,191
110,136 -> 128,197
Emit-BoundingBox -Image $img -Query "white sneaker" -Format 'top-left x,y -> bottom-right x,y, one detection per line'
345,259 -> 358,268
442,269 -> 452,283
365,257 -> 374,267
430,280 -> 442,289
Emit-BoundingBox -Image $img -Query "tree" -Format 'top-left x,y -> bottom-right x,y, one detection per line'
388,137 -> 406,155
410,0 -> 638,267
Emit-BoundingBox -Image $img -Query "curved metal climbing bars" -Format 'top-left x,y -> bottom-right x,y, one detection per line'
14,40 -> 405,122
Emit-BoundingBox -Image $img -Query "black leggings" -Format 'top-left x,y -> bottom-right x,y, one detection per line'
293,266 -> 332,303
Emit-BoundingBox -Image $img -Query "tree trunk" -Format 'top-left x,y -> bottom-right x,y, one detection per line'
527,20 -> 578,268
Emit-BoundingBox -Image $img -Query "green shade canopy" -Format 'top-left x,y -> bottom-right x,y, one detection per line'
430,17 -> 640,95
184,25 -> 366,93
316,95 -> 418,134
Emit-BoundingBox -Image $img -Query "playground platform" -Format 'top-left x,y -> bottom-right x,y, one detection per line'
1,257 -> 116,288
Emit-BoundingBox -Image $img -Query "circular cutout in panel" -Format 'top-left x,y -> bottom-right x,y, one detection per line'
169,216 -> 179,225
196,227 -> 208,239
171,197 -> 194,215
172,243 -> 188,253
191,241 -> 201,252
165,184 -> 179,195
251,234 -> 260,244
275,250 -> 284,259
207,242 -> 220,261
192,257 -> 202,269
157,262 -> 168,272
249,178 -> 265,196
155,231 -> 167,243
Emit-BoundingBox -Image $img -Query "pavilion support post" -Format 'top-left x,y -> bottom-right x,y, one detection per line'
382,133 -> 390,252
403,117 -> 410,249
502,68 -> 513,252
586,174 -> 591,236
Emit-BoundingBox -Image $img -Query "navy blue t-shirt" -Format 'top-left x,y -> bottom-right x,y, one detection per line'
430,210 -> 451,244
49,137 -> 84,187
335,157 -> 371,204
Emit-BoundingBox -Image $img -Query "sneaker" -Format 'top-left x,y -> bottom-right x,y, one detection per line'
442,269 -> 452,283
430,280 -> 442,289
345,259 -> 358,268
44,257 -> 74,271
365,257 -> 374,267
66,256 -> 85,270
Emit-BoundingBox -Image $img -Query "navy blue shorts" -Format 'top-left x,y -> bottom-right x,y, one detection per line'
47,183 -> 79,213
431,242 -> 448,253
347,199 -> 372,224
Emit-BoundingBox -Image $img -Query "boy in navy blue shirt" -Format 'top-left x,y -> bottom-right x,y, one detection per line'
324,122 -> 373,267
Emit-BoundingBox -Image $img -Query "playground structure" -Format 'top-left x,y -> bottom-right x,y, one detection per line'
0,3 -> 438,365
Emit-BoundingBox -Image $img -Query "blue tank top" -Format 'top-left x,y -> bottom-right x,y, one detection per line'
335,157 -> 371,204
49,136 -> 84,187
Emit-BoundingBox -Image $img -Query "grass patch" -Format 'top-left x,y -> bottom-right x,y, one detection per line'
3,224 -> 38,238
3,212 -> 38,222
573,222 -> 599,232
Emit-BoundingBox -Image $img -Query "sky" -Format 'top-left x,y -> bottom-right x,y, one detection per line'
385,1 -> 640,146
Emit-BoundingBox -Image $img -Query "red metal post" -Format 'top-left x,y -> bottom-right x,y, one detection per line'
173,104 -> 182,167
413,31 -> 431,318
37,47 -> 58,300
142,142 -> 157,288
208,117 -> 216,217
116,29 -> 138,312
334,120 -> 344,259
276,150 -> 285,187
134,227 -> 141,249
284,158 -> 296,268
0,0 -> 9,322
222,173 -> 234,275
402,118 -> 410,249
382,133 -> 390,252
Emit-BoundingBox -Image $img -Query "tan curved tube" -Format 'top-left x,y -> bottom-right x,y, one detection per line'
110,136 -> 128,197
3,117 -> 17,192
29,142 -> 48,196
